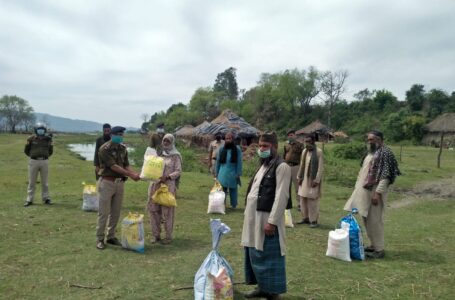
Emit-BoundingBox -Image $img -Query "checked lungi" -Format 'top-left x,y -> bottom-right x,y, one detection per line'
244,234 -> 287,294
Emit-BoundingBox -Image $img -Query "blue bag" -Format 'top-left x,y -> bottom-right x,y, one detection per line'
194,219 -> 234,300
339,208 -> 365,261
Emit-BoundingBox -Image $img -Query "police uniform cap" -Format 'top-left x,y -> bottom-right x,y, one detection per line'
111,126 -> 126,134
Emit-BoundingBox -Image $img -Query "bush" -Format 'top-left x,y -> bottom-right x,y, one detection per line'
332,142 -> 366,160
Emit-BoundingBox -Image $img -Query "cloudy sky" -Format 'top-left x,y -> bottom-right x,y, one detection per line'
1,0 -> 454,127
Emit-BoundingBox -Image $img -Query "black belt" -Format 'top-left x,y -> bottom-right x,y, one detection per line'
287,162 -> 299,166
101,176 -> 126,182
31,156 -> 48,160
212,158 -> 217,160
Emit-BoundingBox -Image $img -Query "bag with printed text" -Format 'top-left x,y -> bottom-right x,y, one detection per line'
121,212 -> 145,253
140,147 -> 165,181
82,183 -> 98,211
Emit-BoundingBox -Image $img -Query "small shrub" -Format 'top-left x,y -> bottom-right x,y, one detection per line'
332,142 -> 366,160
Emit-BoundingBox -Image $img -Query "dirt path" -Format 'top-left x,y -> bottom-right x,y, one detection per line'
390,176 -> 455,208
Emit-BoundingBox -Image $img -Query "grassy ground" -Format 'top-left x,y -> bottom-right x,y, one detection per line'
0,133 -> 454,299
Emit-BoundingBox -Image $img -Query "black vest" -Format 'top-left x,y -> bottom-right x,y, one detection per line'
246,156 -> 292,212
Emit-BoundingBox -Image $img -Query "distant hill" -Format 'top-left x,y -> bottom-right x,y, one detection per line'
35,113 -> 138,133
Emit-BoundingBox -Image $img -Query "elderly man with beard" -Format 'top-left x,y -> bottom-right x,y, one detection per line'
241,132 -> 292,300
344,130 -> 400,259
215,131 -> 242,209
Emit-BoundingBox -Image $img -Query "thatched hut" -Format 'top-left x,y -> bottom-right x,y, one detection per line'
194,110 -> 260,148
296,120 -> 334,142
422,113 -> 455,147
174,125 -> 194,146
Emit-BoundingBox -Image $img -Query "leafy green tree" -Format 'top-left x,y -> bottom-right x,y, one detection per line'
405,84 -> 425,111
188,87 -> 219,120
372,89 -> 398,111
213,67 -> 239,101
0,95 -> 34,133
427,89 -> 450,118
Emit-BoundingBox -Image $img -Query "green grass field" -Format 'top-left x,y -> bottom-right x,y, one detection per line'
1,133 -> 454,299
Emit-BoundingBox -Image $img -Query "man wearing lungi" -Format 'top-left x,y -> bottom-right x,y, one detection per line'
241,131 -> 292,299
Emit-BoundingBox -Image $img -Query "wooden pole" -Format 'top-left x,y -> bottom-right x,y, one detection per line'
437,132 -> 444,168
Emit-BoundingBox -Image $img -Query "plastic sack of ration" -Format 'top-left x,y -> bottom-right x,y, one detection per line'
82,182 -> 98,211
140,147 -> 165,181
152,184 -> 177,207
338,208 -> 365,261
121,212 -> 145,253
284,209 -> 294,228
326,222 -> 351,262
208,180 -> 226,214
194,219 -> 234,300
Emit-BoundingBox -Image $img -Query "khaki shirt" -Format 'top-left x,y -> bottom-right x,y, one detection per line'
98,141 -> 129,178
24,135 -> 53,158
283,141 -> 303,165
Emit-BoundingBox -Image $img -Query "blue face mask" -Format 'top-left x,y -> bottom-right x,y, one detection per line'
111,135 -> 123,144
36,129 -> 45,135
257,149 -> 271,158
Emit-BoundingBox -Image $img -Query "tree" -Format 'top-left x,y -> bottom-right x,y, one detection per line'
427,89 -> 450,118
320,70 -> 348,128
372,89 -> 398,111
188,87 -> 218,120
406,84 -> 425,111
213,67 -> 239,102
0,95 -> 35,133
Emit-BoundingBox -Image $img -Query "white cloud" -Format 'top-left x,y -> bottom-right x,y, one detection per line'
1,0 -> 454,127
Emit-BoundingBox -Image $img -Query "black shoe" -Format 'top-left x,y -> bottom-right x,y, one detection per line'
366,250 -> 385,259
106,237 -> 122,246
43,198 -> 52,205
309,221 -> 319,228
364,246 -> 375,252
244,287 -> 270,298
296,218 -> 310,225
96,240 -> 105,250
267,294 -> 281,300
24,201 -> 33,207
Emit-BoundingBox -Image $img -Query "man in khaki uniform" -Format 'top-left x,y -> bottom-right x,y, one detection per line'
96,126 -> 140,250
344,130 -> 400,259
149,122 -> 165,155
208,133 -> 224,175
296,134 -> 324,228
24,123 -> 53,207
283,129 -> 304,206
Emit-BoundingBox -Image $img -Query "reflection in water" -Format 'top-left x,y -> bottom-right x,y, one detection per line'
68,143 -> 96,161
68,143 -> 135,162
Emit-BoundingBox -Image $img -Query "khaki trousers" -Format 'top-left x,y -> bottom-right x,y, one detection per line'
26,159 -> 49,202
300,197 -> 320,223
363,196 -> 386,251
96,179 -> 124,241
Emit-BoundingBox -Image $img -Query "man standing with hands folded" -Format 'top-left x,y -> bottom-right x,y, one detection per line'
96,126 -> 140,250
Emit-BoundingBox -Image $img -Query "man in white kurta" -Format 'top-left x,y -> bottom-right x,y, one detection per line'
241,132 -> 291,299
344,131 -> 400,259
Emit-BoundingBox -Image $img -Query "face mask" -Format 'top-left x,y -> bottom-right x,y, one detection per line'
257,149 -> 271,158
36,129 -> 45,135
157,128 -> 164,133
288,138 -> 295,143
111,135 -> 123,144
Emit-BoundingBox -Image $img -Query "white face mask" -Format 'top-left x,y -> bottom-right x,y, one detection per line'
36,129 -> 45,135
157,128 -> 165,133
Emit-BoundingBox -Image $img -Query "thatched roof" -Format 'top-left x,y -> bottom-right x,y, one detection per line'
334,131 -> 349,138
174,124 -> 194,137
425,113 -> 455,132
296,120 -> 333,135
195,109 -> 259,138
195,120 -> 210,130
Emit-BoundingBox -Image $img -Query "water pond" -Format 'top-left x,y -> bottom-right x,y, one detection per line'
68,143 -> 135,161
